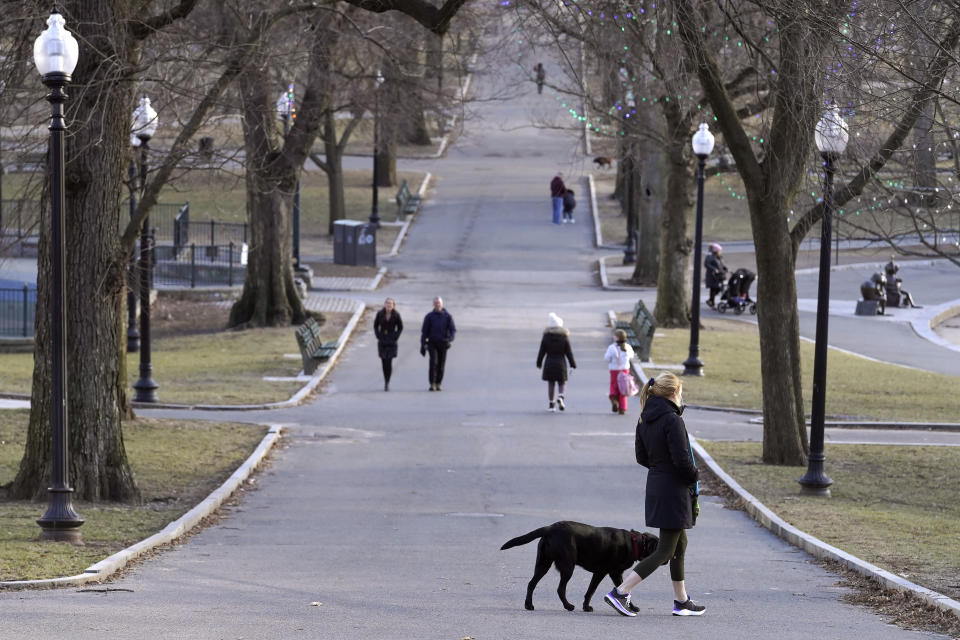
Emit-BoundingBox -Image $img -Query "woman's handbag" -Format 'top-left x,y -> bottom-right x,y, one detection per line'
617,371 -> 639,396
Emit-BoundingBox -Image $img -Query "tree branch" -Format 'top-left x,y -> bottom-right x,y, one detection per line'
789,19 -> 960,253
338,0 -> 469,35
675,0 -> 763,189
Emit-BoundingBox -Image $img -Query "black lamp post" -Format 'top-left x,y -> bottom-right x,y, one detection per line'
799,106 -> 848,497
276,84 -> 302,270
369,70 -> 384,227
131,96 -> 159,403
683,123 -> 715,377
34,9 -> 83,542
126,159 -> 139,352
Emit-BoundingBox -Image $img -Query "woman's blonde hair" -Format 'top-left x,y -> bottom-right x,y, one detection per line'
639,372 -> 682,409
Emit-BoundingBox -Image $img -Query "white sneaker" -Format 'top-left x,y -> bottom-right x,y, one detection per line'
548,402 -> 556,412
569,218 -> 575,223
556,395 -> 565,411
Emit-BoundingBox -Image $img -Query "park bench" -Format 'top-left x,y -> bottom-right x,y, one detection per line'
395,179 -> 422,219
615,299 -> 656,361
294,316 -> 338,375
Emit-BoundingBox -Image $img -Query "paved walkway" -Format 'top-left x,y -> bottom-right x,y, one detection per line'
1,18 -> 958,640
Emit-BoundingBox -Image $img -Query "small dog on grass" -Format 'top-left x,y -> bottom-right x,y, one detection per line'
593,156 -> 614,168
501,520 -> 659,612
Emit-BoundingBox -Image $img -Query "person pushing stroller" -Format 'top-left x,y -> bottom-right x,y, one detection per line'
704,243 -> 727,308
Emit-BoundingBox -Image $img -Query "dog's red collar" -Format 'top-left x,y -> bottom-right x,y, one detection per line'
630,530 -> 640,561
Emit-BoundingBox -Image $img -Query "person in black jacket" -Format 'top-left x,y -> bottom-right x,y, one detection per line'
420,296 -> 456,391
536,312 -> 576,412
704,243 -> 727,308
373,298 -> 403,391
604,372 -> 706,618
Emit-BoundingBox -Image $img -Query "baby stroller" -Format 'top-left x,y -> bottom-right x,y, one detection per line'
717,268 -> 757,315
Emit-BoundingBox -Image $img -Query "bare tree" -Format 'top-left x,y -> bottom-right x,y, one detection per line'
675,0 -> 960,464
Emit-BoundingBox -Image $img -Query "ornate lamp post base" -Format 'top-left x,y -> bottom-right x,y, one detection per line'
37,488 -> 84,543
133,375 -> 159,403
682,356 -> 704,376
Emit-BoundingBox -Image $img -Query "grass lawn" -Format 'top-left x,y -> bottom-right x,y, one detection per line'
0,296 -> 354,406
699,440 -> 960,602
640,315 -> 960,423
0,409 -> 267,580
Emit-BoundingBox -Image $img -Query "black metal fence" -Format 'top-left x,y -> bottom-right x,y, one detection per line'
153,242 -> 247,288
0,285 -> 37,337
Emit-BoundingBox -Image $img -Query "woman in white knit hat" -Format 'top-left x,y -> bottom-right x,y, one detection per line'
536,312 -> 577,412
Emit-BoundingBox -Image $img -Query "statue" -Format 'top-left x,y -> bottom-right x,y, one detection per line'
883,256 -> 918,308
859,272 -> 887,315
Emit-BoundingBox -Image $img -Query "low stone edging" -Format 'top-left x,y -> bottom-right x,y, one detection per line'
691,439 -> 960,621
0,425 -> 284,590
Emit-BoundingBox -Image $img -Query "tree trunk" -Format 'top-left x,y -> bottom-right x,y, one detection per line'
11,0 -> 140,502
674,0 -> 843,466
752,197 -> 808,464
323,111 -> 347,236
654,137 -> 693,327
632,140 -> 662,283
426,32 -> 443,93
401,40 -> 432,147
913,104 -> 937,206
229,65 -> 307,328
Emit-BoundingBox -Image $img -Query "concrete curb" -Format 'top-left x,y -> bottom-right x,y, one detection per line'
0,424 -> 284,590
911,301 -> 960,355
690,438 -> 960,621
386,172 -> 431,258
130,302 -> 366,412
598,255 -> 654,292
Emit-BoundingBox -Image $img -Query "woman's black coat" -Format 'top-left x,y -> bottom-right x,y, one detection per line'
536,327 -> 576,382
374,309 -> 403,359
704,252 -> 727,289
635,395 -> 699,529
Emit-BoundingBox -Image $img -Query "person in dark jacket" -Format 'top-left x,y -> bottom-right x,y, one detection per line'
373,298 -> 403,391
561,188 -> 576,223
550,173 -> 566,225
704,243 -> 727,308
536,312 -> 576,412
604,372 -> 706,618
420,296 -> 456,391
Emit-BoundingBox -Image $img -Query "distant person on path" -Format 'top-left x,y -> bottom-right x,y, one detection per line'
604,329 -> 635,415
562,188 -> 576,223
604,372 -> 705,618
704,243 -> 728,308
550,173 -> 566,225
535,62 -> 545,94
421,296 -> 456,391
536,312 -> 576,412
373,297 -> 403,392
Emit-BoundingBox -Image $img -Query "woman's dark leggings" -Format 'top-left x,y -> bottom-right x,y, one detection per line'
632,528 -> 686,582
381,358 -> 392,384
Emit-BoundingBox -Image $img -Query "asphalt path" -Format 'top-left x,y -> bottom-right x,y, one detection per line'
1,23 -> 956,640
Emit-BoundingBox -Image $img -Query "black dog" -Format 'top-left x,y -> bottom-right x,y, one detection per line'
500,520 -> 658,612
593,156 -> 614,168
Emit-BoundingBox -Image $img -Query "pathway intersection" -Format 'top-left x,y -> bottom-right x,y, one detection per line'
1,27 -> 959,640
